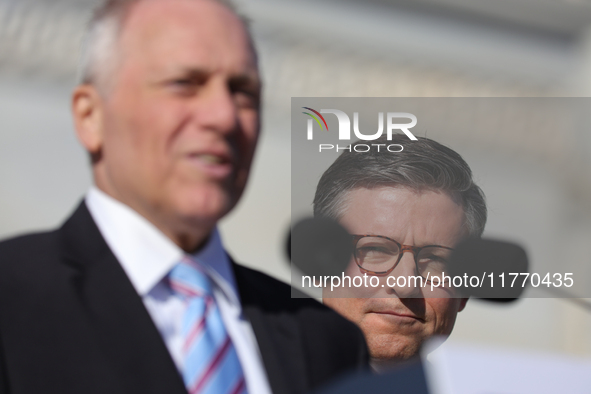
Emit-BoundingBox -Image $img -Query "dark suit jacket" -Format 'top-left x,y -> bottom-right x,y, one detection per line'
0,203 -> 368,394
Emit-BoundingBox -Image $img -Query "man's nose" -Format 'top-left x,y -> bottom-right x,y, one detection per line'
195,81 -> 239,135
388,252 -> 422,298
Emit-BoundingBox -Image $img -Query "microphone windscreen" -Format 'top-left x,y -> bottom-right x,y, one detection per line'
288,217 -> 353,277
448,238 -> 529,302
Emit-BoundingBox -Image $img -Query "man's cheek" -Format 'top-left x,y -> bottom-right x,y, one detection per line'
427,299 -> 458,335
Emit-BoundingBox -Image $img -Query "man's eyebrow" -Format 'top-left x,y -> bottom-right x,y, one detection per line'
172,67 -> 211,80
166,68 -> 260,88
229,73 -> 261,90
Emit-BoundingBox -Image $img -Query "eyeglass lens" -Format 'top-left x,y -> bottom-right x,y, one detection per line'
355,236 -> 452,279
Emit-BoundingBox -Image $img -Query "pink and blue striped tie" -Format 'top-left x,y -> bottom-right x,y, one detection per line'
169,256 -> 247,394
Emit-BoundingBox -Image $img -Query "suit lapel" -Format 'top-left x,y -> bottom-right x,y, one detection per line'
232,262 -> 310,394
59,202 -> 187,394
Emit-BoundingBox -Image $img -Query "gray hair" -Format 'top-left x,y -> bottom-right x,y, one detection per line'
78,0 -> 247,94
313,134 -> 487,237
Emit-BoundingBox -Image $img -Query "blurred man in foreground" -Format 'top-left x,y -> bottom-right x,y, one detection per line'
0,0 -> 367,393
315,135 -> 487,371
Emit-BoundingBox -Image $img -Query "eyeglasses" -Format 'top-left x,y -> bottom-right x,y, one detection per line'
351,234 -> 454,281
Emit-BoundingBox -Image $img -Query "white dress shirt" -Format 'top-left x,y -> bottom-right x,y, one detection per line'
85,187 -> 272,394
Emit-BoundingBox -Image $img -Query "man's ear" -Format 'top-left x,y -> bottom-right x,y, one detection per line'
72,84 -> 105,156
458,297 -> 469,312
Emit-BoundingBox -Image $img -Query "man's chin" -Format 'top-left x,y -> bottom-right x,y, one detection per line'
366,333 -> 424,363
177,184 -> 237,214
176,201 -> 232,228
161,188 -> 236,233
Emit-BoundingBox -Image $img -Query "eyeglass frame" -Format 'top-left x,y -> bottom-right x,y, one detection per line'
351,234 -> 454,278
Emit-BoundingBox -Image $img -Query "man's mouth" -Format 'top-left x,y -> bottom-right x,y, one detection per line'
186,152 -> 234,179
198,154 -> 228,165
368,304 -> 425,322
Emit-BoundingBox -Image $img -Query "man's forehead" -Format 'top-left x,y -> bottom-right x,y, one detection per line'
341,186 -> 468,245
116,0 -> 257,73
117,0 -> 248,52
121,0 -> 243,39
125,0 -> 238,20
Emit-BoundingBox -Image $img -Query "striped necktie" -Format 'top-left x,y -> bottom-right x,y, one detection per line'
169,256 -> 247,394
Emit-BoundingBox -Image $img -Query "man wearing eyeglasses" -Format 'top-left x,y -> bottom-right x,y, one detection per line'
314,134 -> 487,371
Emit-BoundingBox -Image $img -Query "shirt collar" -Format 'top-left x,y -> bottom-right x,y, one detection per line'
85,186 -> 240,305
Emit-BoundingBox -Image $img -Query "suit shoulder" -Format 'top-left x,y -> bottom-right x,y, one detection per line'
232,263 -> 324,310
0,230 -> 60,261
0,230 -> 63,291
232,263 -> 366,337
233,263 -> 370,377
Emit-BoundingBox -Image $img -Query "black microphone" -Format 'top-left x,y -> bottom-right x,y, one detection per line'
287,217 -> 353,278
448,238 -> 529,302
